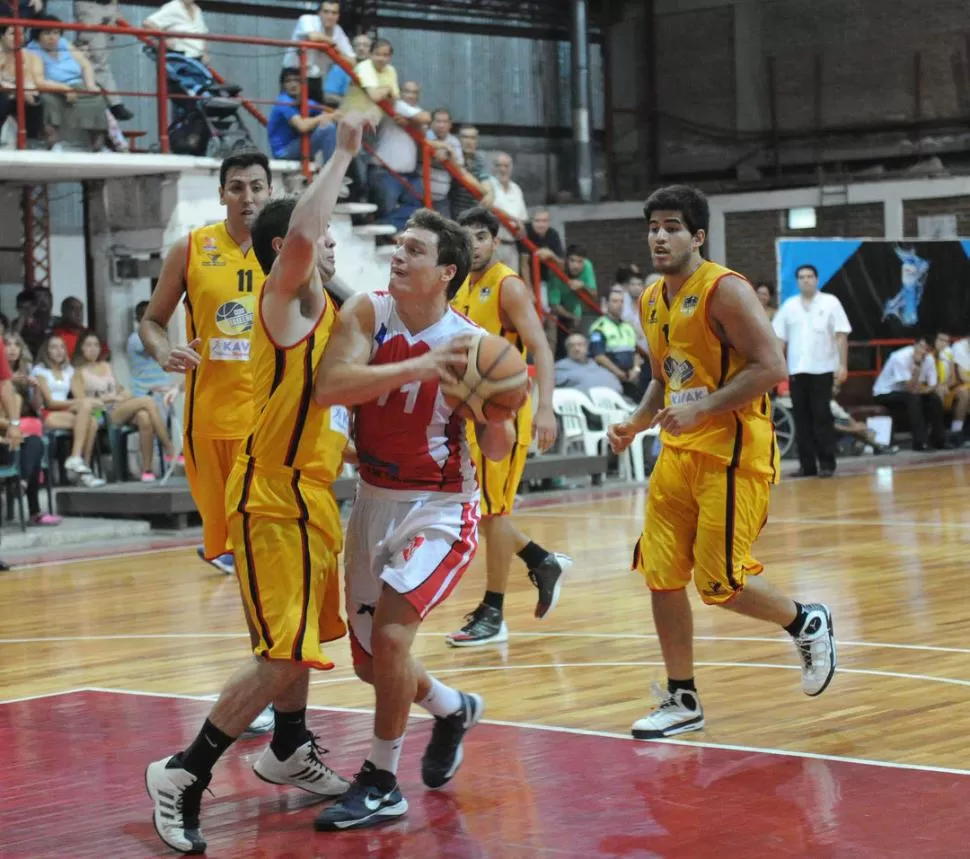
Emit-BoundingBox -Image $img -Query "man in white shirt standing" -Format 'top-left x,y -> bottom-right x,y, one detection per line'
488,152 -> 528,274
281,0 -> 354,106
772,263 -> 851,477
143,0 -> 208,62
872,337 -> 947,451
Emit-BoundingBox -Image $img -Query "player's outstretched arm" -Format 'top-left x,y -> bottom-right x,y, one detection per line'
313,294 -> 472,407
140,235 -> 201,373
499,276 -> 557,452
268,113 -> 368,298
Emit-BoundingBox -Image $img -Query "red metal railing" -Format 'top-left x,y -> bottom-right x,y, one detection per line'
847,338 -> 915,377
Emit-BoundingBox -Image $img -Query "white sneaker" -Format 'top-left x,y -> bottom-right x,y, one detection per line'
792,603 -> 837,696
253,736 -> 349,798
240,704 -> 274,737
145,755 -> 210,855
631,683 -> 705,739
79,471 -> 107,488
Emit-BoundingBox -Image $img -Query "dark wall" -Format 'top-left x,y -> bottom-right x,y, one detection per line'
562,217 -> 647,300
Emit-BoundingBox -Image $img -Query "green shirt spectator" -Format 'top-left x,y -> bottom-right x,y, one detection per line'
548,246 -> 597,323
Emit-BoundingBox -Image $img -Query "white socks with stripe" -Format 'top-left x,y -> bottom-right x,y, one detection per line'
368,734 -> 404,775
418,677 -> 463,718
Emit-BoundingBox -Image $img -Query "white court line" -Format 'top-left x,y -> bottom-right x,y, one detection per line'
0,687 -> 88,705
3,630 -> 970,655
41,685 -> 970,778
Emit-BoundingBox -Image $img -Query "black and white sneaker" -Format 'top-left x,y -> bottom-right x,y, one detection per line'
528,552 -> 572,619
253,735 -> 349,797
421,691 -> 484,789
631,683 -> 705,740
792,603 -> 837,696
313,762 -> 408,831
240,704 -> 274,738
446,604 -> 508,647
145,755 -> 210,855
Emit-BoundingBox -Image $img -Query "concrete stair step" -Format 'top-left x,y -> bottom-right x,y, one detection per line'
0,516 -> 151,551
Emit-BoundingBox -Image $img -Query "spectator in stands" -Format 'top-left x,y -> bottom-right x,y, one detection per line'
73,0 -> 132,121
522,208 -> 565,353
1,1 -> 45,15
933,332 -> 969,444
50,296 -> 85,359
588,285 -> 641,399
554,332 -> 623,396
74,330 -> 175,481
2,334 -> 61,525
268,67 -> 337,162
616,265 -> 646,334
1,25 -> 45,144
772,264 -> 850,478
425,107 -> 462,217
341,36 -> 397,125
143,0 -> 208,64
282,0 -> 353,106
448,124 -> 492,220
323,32 -> 371,107
547,245 -> 597,346
756,281 -> 777,321
371,79 -> 430,234
32,334 -> 104,486
0,314 -> 8,339
12,288 -> 51,357
127,300 -> 177,408
872,337 -> 946,452
27,15 -> 108,151
488,152 -> 528,273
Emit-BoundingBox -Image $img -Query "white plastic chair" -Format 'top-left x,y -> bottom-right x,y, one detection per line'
587,386 -> 659,482
551,388 -> 609,467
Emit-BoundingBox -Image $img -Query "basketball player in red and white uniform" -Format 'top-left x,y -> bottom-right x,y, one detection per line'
313,208 -> 517,831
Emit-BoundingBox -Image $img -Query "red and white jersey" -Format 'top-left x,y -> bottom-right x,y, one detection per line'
355,292 -> 481,498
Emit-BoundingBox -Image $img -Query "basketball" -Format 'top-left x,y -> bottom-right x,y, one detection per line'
444,333 -> 530,423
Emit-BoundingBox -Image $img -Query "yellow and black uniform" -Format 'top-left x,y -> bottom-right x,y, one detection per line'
936,348 -> 969,411
224,291 -> 348,669
183,221 -> 265,560
452,261 -> 533,516
634,261 -> 779,605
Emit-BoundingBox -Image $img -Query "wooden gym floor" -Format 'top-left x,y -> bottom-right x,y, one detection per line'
2,452 -> 970,857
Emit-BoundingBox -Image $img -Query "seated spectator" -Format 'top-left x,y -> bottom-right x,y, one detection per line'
282,0 -> 354,105
323,33 -> 372,107
756,282 -> 777,322
340,37 -> 398,125
12,287 -> 52,357
49,296 -> 85,359
27,15 -> 107,151
143,0 -> 208,63
1,334 -> 60,525
74,331 -> 175,481
554,332 -> 623,396
32,334 -> 103,486
935,332 -> 970,442
830,396 -> 897,456
425,108 -> 462,218
872,337 -> 946,451
616,265 -> 648,346
127,301 -> 178,407
268,68 -> 337,163
448,124 -> 493,221
588,285 -> 642,400
488,152 -> 528,273
0,25 -> 45,144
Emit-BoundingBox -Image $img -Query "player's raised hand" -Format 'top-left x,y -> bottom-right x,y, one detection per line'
607,420 -> 638,454
162,339 -> 202,373
336,112 -> 371,156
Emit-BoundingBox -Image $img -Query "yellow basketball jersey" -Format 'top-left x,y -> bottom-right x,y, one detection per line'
184,222 -> 265,439
451,261 -> 532,445
231,291 -> 347,549
641,261 -> 779,481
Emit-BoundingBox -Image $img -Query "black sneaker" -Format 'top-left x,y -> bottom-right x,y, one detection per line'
314,762 -> 408,831
528,552 -> 573,618
145,755 -> 211,855
110,103 -> 134,121
445,603 -> 508,647
421,691 -> 484,789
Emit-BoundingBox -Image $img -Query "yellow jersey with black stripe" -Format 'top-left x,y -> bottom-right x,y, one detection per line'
229,290 -> 347,551
641,261 -> 779,481
184,222 -> 265,439
452,261 -> 532,445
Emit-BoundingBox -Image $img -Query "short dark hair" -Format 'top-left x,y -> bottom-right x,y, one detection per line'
643,184 -> 710,237
756,281 -> 776,296
15,289 -> 34,309
251,197 -> 298,275
796,264 -> 818,279
61,296 -> 82,312
456,206 -> 499,238
134,300 -> 150,322
372,37 -> 393,54
279,67 -> 301,88
29,14 -> 62,43
566,244 -> 588,259
615,265 -> 641,286
219,150 -> 271,189
405,208 -> 471,299
432,108 -> 451,121
320,0 -> 341,8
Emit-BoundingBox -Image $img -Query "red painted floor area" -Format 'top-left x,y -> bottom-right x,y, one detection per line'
0,690 -> 964,859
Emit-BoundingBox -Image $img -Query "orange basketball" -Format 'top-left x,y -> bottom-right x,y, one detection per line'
446,333 -> 530,423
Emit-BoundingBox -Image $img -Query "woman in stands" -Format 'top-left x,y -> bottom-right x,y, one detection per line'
32,334 -> 104,487
73,331 -> 175,482
0,25 -> 45,145
1,335 -> 61,526
26,15 -> 107,151
756,282 -> 777,322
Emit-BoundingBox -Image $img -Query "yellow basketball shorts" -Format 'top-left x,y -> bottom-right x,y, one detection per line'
228,511 -> 346,669
468,435 -> 530,517
184,434 -> 243,560
633,446 -> 769,605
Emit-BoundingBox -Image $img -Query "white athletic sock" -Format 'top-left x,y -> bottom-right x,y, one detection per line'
951,420 -> 963,433
368,734 -> 404,775
418,677 -> 463,718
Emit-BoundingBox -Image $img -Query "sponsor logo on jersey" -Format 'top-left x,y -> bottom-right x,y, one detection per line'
210,338 -> 251,361
402,535 -> 425,563
669,387 -> 709,406
663,355 -> 695,391
330,405 -> 350,437
681,295 -> 700,315
214,297 -> 255,336
478,287 -> 491,301
201,252 -> 224,267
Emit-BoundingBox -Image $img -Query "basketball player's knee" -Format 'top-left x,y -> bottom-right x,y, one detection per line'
370,622 -> 411,666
